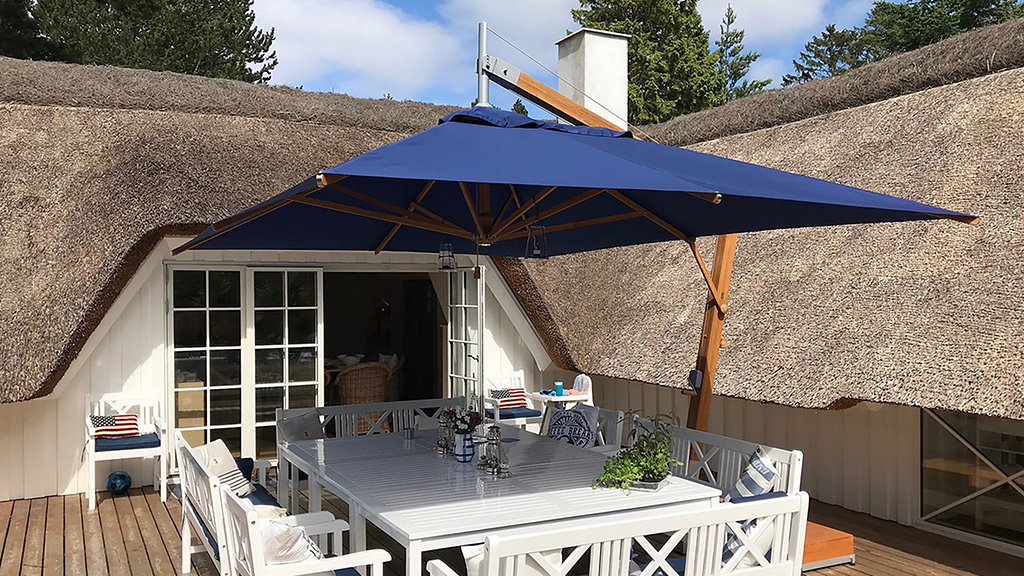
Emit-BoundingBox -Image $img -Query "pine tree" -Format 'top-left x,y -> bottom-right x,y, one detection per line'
573,0 -> 724,124
511,99 -> 529,116
715,5 -> 771,100
782,25 -> 874,86
0,0 -> 61,59
33,0 -> 277,83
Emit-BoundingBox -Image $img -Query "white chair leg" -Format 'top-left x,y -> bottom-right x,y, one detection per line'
181,512 -> 192,573
87,451 -> 96,511
160,454 -> 167,502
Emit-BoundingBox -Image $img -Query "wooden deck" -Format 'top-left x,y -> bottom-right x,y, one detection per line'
0,489 -> 1019,576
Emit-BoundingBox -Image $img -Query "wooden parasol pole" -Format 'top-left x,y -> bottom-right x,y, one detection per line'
686,233 -> 738,431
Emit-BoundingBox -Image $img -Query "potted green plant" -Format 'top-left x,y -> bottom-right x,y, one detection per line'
594,412 -> 679,491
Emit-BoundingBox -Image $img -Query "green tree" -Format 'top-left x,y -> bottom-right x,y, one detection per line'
0,0 -> 61,59
573,0 -> 724,124
511,98 -> 529,116
782,24 -> 875,86
715,4 -> 770,100
866,0 -> 1021,56
33,0 -> 277,83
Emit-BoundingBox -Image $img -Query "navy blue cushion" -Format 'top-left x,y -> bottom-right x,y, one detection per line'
235,457 -> 255,482
335,568 -> 361,576
244,483 -> 282,508
185,500 -> 220,561
485,407 -> 542,419
95,432 -> 160,452
729,490 -> 787,505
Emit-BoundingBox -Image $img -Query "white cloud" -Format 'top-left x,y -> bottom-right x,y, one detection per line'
748,57 -> 788,88
254,0 -> 462,98
698,0 -> 827,45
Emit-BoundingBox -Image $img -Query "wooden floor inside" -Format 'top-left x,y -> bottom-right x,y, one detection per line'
0,487 -> 1019,576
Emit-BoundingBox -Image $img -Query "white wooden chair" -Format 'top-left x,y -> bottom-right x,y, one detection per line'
483,370 -> 543,428
568,374 -> 595,406
590,407 -> 625,455
85,393 -> 167,511
427,492 -> 809,576
177,432 -> 342,575
221,486 -> 390,576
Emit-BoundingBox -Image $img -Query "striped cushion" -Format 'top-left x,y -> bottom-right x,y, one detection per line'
90,414 -> 140,438
489,387 -> 527,409
219,468 -> 255,497
726,448 -> 778,502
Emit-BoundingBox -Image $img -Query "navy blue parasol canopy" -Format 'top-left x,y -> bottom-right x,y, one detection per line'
176,107 -> 977,257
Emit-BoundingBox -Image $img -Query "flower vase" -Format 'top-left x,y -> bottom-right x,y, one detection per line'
453,433 -> 475,463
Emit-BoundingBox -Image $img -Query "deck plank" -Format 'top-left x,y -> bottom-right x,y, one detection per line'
112,490 -> 154,576
129,490 -> 175,576
21,498 -> 47,576
97,494 -> 131,576
43,496 -> 63,576
0,500 -> 30,576
81,495 -> 109,576
0,502 -> 13,558
63,496 -> 86,576
141,491 -> 184,576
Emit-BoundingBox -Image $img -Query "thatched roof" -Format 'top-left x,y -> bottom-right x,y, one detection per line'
513,64 -> 1024,419
642,17 -> 1024,146
0,56 -> 456,403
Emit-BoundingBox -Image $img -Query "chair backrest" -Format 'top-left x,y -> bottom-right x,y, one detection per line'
220,486 -> 263,576
276,397 -> 465,440
595,408 -> 624,447
656,420 -> 803,495
176,431 -> 228,565
337,362 -> 392,405
485,370 -> 525,395
87,393 -> 160,431
572,374 -> 592,393
480,492 -> 809,576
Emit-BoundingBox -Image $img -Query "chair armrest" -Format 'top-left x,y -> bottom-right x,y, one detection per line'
264,549 -> 392,576
277,512 -> 345,531
253,459 -> 272,485
153,414 -> 168,432
427,559 -> 463,576
296,518 -> 349,536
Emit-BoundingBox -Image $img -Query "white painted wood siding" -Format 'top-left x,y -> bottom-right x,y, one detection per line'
581,373 -> 920,526
0,244 -> 548,500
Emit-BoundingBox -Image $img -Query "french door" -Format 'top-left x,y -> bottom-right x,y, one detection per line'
169,266 -> 323,460
447,266 -> 485,409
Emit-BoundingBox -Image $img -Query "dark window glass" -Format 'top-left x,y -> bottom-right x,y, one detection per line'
254,271 -> 284,308
209,271 -> 241,308
173,311 -> 206,348
174,270 -> 206,308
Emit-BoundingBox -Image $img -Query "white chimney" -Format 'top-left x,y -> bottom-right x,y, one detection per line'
555,28 -> 630,130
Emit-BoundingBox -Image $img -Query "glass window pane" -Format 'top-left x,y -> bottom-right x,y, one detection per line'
254,271 -> 284,308
210,428 -> 242,457
289,385 -> 317,409
174,311 -> 206,348
256,348 -> 284,384
210,349 -> 241,387
288,348 -> 317,383
174,270 -> 206,308
256,427 -> 278,460
209,310 -> 241,347
209,271 -> 241,308
210,389 -> 241,426
175,390 -> 206,428
256,387 -> 285,423
180,429 -> 206,448
255,310 -> 284,345
288,310 -> 317,345
174,351 -> 206,388
288,272 -> 316,307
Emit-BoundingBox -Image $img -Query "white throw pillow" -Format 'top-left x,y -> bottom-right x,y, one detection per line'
261,519 -> 331,576
196,439 -> 255,497
725,448 -> 777,501
462,544 -> 562,576
279,410 -> 327,442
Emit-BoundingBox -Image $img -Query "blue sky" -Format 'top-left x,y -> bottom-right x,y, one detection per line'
254,0 -> 874,114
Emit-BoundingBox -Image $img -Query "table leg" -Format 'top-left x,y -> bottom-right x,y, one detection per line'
309,477 -> 322,513
406,541 -> 423,576
290,466 -> 300,514
350,504 -> 367,553
277,457 -> 289,511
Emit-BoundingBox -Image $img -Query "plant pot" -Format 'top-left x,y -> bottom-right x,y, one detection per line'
453,433 -> 475,462
630,477 -> 670,491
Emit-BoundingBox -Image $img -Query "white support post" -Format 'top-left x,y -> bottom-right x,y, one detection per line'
477,21 -> 490,107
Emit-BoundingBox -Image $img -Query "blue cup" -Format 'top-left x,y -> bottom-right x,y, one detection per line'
554,381 -> 564,396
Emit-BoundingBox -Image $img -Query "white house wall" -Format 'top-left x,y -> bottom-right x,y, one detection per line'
0,244 -> 548,500
567,372 -> 921,526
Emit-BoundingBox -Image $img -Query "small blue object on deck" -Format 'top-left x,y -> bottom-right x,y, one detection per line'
106,470 -> 132,495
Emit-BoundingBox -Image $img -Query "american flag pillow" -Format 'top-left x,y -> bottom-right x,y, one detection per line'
90,414 -> 140,438
490,387 -> 527,409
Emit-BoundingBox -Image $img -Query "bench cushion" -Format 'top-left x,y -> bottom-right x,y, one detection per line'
245,484 -> 282,508
485,407 -> 542,419
95,432 -> 160,452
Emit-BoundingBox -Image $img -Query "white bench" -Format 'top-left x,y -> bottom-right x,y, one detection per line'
426,491 -> 810,576
176,432 -> 343,575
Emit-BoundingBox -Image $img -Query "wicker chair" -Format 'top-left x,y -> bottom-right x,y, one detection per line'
337,362 -> 392,433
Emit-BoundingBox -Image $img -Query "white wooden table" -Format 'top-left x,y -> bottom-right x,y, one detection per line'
278,425 -> 720,576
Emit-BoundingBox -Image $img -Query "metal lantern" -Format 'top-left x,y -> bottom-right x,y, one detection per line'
479,425 -> 509,476
436,420 -> 452,455
437,242 -> 456,270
